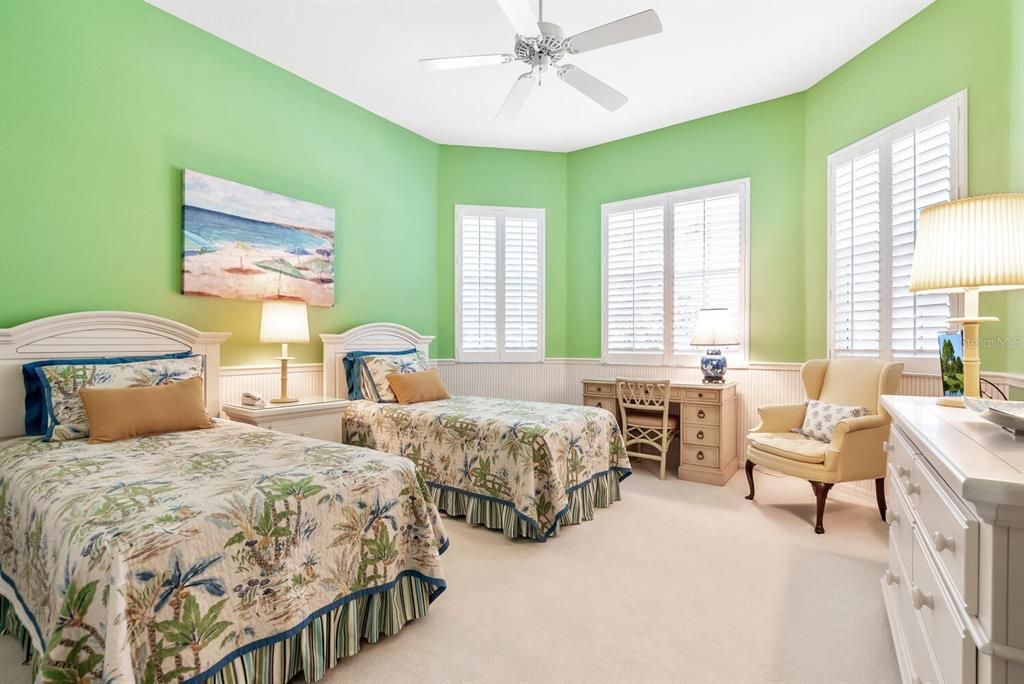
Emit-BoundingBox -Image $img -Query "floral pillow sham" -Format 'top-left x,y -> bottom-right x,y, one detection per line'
792,400 -> 871,443
357,351 -> 429,403
36,355 -> 206,441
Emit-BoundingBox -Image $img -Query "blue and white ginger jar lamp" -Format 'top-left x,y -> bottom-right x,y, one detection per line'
691,308 -> 738,384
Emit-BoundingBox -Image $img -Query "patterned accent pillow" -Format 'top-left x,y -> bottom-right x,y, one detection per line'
357,351 -> 428,402
37,355 -> 206,441
792,400 -> 872,443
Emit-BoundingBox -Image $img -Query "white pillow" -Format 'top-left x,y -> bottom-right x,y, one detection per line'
792,400 -> 871,443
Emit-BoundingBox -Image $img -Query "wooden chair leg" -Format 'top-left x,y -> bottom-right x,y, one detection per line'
875,477 -> 887,522
744,460 -> 756,500
810,481 -> 834,534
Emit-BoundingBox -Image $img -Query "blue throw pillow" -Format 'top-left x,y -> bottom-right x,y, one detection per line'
22,351 -> 192,435
343,348 -> 416,400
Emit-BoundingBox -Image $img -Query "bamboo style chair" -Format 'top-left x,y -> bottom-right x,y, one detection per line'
616,378 -> 678,480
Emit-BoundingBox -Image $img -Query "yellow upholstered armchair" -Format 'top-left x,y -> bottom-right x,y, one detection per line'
744,358 -> 903,534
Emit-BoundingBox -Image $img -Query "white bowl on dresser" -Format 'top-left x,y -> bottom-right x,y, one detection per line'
881,395 -> 1024,684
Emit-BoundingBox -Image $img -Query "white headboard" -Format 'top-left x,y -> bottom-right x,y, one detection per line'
0,311 -> 231,438
320,322 -> 434,398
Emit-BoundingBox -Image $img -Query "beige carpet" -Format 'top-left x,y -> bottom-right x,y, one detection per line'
0,463 -> 898,684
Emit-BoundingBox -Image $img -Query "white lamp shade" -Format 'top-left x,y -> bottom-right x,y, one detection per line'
260,301 -> 309,344
910,193 -> 1024,293
690,308 -> 739,346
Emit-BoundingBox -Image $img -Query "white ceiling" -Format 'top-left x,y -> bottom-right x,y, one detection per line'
147,0 -> 932,153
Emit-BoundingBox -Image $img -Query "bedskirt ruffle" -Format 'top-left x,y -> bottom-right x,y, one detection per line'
0,572 -> 445,684
428,467 -> 631,541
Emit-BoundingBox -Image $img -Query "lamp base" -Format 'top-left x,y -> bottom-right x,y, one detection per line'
700,349 -> 727,384
270,396 -> 299,404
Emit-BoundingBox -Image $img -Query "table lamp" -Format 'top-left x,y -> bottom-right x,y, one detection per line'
260,301 -> 309,403
691,307 -> 739,383
910,193 -> 1024,407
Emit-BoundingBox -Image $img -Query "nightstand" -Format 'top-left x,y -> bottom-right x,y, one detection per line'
222,397 -> 346,442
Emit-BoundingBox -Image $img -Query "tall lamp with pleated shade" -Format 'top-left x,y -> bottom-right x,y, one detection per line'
910,193 -> 1024,406
260,301 -> 309,404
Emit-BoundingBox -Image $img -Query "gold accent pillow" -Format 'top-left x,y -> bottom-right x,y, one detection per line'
385,369 -> 450,405
79,376 -> 214,443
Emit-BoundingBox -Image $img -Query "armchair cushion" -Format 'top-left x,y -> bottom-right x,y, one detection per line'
792,400 -> 871,443
747,432 -> 828,464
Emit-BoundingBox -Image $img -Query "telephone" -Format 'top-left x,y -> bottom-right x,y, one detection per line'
241,392 -> 266,408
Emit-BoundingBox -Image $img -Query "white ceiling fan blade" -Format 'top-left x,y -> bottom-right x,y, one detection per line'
496,0 -> 540,37
566,9 -> 662,54
496,73 -> 534,121
420,54 -> 513,71
558,65 -> 627,112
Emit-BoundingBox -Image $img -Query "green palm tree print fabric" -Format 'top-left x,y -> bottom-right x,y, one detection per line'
343,397 -> 630,537
0,421 -> 447,683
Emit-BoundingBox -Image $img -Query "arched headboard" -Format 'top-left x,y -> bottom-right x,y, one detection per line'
0,311 -> 231,438
320,322 -> 434,398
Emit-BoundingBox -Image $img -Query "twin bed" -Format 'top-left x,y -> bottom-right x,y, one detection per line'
0,314 -> 628,684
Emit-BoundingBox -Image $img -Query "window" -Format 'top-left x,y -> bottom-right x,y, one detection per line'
602,179 -> 749,365
828,92 -> 966,370
456,205 -> 544,362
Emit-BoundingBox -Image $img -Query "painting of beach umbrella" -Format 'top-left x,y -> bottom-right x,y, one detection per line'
255,258 -> 307,299
182,169 -> 335,306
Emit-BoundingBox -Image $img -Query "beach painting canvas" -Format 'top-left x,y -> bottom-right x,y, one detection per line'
182,170 -> 335,307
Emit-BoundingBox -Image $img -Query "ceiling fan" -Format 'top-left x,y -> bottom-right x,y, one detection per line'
420,0 -> 663,120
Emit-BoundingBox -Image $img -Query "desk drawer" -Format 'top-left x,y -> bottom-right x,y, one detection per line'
911,529 -> 976,684
908,456 -> 979,614
682,445 -> 719,468
683,388 -> 719,403
683,425 -> 719,447
584,396 -> 616,414
684,404 -> 719,426
584,382 -> 614,396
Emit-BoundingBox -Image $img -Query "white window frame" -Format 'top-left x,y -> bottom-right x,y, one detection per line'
601,178 -> 750,367
455,204 -> 545,363
826,90 -> 967,374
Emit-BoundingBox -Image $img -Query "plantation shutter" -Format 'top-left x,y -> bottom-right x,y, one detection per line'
889,117 -> 953,356
456,206 -> 544,362
605,203 -> 665,356
673,192 -> 743,354
832,149 -> 882,356
458,211 -> 499,356
503,214 -> 542,356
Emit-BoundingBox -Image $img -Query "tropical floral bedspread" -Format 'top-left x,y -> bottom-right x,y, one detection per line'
0,420 -> 447,683
342,396 -> 630,536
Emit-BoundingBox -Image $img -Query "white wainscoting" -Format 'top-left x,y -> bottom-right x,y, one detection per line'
217,359 -> 1018,499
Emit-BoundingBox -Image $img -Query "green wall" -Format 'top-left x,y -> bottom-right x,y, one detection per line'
436,147 -> 568,358
0,0 -> 439,365
802,0 -> 1021,372
565,94 -> 808,361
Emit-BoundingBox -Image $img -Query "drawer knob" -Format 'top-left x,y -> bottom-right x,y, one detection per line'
883,570 -> 900,586
894,464 -> 909,479
911,587 -> 933,611
885,510 -> 899,526
903,481 -> 919,497
883,440 -> 894,453
931,532 -> 955,554
696,450 -> 705,461
696,430 -> 704,440
697,409 -> 706,419
698,392 -> 704,398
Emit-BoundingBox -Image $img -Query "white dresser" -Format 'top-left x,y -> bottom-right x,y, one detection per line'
881,396 -> 1024,684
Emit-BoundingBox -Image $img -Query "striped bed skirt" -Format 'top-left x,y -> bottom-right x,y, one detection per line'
429,467 -> 631,541
0,573 -> 443,684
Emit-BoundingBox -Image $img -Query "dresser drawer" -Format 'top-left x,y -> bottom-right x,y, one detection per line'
683,425 -> 719,447
907,456 -> 979,614
886,428 -> 916,487
911,529 -> 977,684
584,396 -> 616,413
682,445 -> 719,468
886,539 -> 941,684
683,388 -> 719,403
584,382 -> 614,396
683,404 -> 719,426
885,471 -> 914,572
